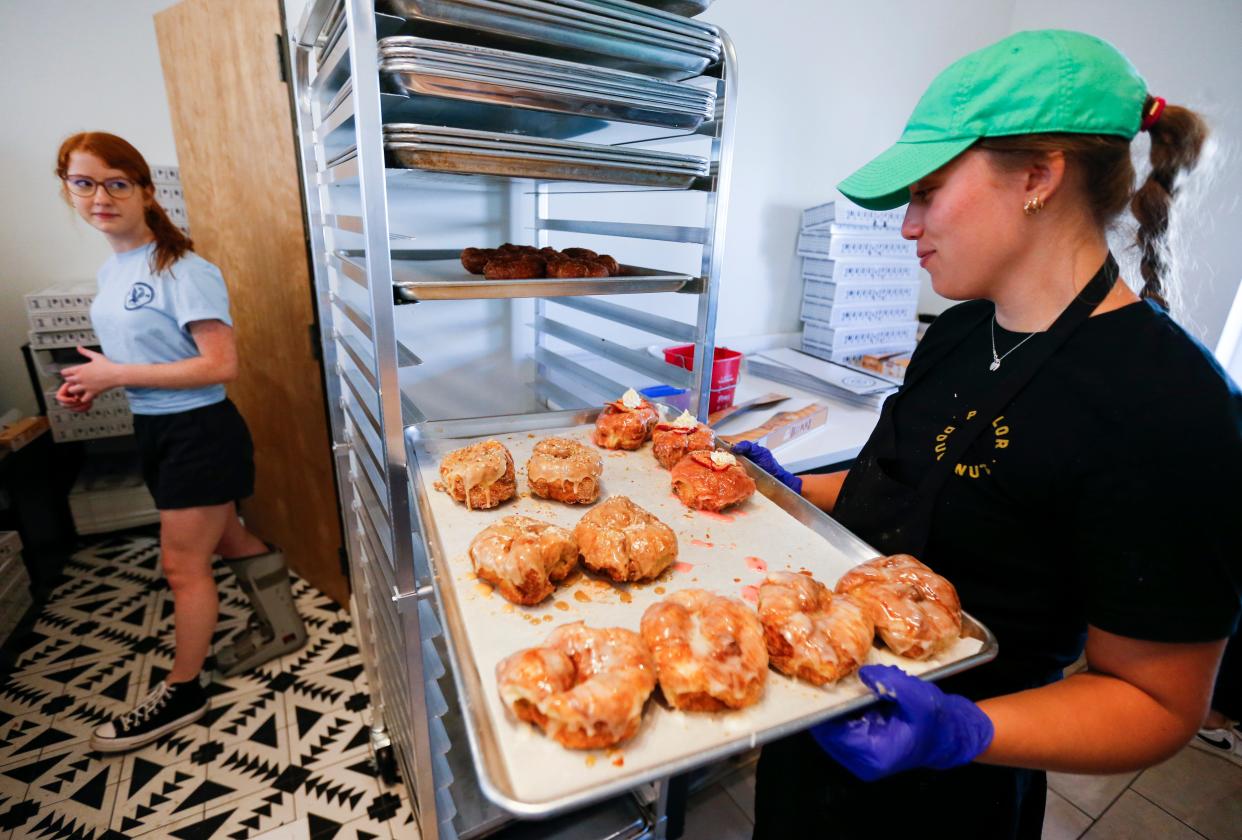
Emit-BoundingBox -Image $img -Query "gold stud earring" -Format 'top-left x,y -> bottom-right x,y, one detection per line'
1023,195 -> 1045,216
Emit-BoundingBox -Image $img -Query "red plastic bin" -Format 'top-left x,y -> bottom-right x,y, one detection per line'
662,345 -> 742,414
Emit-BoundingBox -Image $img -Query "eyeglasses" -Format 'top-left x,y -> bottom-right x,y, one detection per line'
63,176 -> 138,199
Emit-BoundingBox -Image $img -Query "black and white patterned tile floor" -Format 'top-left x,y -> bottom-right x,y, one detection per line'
0,533 -> 419,840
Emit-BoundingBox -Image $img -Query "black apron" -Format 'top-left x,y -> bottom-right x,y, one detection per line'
834,253 -> 1120,556
753,254 -> 1120,840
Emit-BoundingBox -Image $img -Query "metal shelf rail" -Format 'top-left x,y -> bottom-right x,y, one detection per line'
287,1 -> 737,837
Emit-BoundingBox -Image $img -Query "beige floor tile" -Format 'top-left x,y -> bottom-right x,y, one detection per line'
681,783 -> 753,840
720,763 -> 756,823
1043,789 -> 1094,840
1082,791 -> 1204,840
1131,746 -> 1242,840
1047,769 -> 1139,818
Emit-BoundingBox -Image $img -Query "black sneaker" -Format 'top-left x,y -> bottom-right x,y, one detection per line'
90,679 -> 208,753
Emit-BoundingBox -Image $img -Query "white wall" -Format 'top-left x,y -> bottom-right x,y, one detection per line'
697,0 -> 1013,339
0,0 -> 180,416
1009,0 -> 1242,346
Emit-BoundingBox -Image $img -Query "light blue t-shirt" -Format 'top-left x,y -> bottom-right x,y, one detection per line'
90,242 -> 232,415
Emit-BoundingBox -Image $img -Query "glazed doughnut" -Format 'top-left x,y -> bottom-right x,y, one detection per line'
547,258 -> 609,279
592,254 -> 621,277
670,450 -> 756,512
592,389 -> 659,450
469,515 -> 578,606
640,589 -> 768,711
652,410 -> 715,469
526,437 -> 603,505
484,254 -> 545,280
438,440 -> 516,510
758,572 -> 875,685
835,554 -> 961,660
573,495 -> 677,582
496,242 -> 537,255
495,622 -> 656,749
460,247 -> 495,275
561,247 -> 598,261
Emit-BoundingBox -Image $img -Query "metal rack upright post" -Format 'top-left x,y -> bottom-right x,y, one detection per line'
287,1 -> 738,836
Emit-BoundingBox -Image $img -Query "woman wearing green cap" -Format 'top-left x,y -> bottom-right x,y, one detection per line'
737,29 -> 1241,838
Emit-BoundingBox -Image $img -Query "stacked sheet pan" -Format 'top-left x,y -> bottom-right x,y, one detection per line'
381,123 -> 709,187
376,0 -> 723,78
630,0 -> 714,16
377,36 -> 716,130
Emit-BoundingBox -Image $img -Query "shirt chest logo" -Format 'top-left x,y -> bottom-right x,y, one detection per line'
933,410 -> 1012,479
124,282 -> 155,310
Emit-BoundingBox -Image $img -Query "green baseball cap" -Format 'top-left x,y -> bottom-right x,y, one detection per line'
838,29 -> 1148,210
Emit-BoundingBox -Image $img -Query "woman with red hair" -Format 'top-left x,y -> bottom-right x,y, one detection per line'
53,132 -> 300,752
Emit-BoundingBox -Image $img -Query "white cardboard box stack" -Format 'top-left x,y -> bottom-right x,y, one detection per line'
25,283 -> 135,442
153,164 -> 190,237
796,199 -> 920,366
0,531 -> 32,645
69,455 -> 160,535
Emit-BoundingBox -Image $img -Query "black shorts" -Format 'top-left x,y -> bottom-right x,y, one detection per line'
133,399 -> 255,510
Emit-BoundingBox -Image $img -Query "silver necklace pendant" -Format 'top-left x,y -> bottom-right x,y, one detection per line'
989,357 -> 1001,371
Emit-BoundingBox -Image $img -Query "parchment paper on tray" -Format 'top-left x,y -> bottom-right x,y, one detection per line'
410,420 -> 991,815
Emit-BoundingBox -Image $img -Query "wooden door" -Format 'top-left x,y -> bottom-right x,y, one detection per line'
155,0 -> 348,607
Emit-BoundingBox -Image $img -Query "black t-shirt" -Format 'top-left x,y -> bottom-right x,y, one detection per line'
883,298 -> 1241,678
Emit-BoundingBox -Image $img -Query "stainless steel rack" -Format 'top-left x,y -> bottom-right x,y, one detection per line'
287,1 -> 736,837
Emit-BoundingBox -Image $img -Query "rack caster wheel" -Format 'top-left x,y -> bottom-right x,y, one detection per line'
375,743 -> 400,786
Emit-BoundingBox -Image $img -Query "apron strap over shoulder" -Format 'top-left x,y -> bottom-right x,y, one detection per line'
913,253 -> 1120,501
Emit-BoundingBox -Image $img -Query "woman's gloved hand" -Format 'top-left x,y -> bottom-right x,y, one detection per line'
810,665 -> 994,781
731,440 -> 802,494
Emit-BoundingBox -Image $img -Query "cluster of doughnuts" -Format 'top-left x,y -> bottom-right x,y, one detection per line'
497,555 -> 962,750
496,588 -> 768,750
592,395 -> 757,513
470,494 -> 677,607
461,244 -> 622,280
757,556 -> 961,686
835,554 -> 962,659
439,437 -> 602,510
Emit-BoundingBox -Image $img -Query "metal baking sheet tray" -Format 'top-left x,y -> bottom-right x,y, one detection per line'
559,0 -> 719,34
380,68 -> 705,133
377,0 -> 718,78
537,0 -> 719,40
378,50 -> 714,107
629,0 -> 714,17
383,59 -> 712,111
405,411 -> 997,817
383,123 -> 708,168
487,0 -> 720,52
376,257 -> 700,301
385,142 -> 703,188
382,136 -> 708,173
377,36 -> 716,105
380,63 -> 710,130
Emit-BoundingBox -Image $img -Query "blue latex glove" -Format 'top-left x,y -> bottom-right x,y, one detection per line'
731,440 -> 802,494
811,665 -> 994,782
